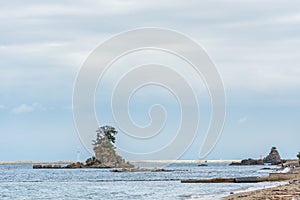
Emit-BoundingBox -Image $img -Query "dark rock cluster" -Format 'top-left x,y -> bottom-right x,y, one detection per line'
64,157 -> 112,169
33,164 -> 62,169
229,147 -> 283,166
230,158 -> 264,166
263,148 -> 282,165
33,139 -> 134,169
33,156 -> 133,169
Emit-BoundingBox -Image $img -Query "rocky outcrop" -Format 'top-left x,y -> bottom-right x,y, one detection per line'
93,140 -> 133,168
263,148 -> 282,165
33,126 -> 134,169
230,158 -> 264,166
229,147 -> 284,166
64,157 -> 111,168
33,142 -> 134,169
33,156 -> 132,169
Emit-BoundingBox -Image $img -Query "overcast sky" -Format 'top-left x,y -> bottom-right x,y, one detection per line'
0,0 -> 300,161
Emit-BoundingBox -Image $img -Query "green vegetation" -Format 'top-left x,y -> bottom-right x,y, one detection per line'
92,125 -> 118,146
271,147 -> 277,151
297,152 -> 300,160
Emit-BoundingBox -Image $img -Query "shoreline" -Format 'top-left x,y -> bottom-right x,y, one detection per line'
220,181 -> 286,198
223,180 -> 300,199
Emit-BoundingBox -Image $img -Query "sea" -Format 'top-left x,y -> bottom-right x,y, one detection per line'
0,162 -> 284,200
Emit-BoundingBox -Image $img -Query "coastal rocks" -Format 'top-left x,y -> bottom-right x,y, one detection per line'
33,158 -> 111,169
64,159 -> 111,169
263,147 -> 282,165
65,162 -> 85,168
33,126 -> 134,169
230,158 -> 264,166
33,156 -> 131,169
33,164 -> 62,169
92,126 -> 134,168
229,147 -> 283,166
93,141 -> 133,168
110,168 -> 183,172
83,157 -> 111,168
33,164 -> 42,169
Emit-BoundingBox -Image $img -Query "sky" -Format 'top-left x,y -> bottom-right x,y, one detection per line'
0,0 -> 300,161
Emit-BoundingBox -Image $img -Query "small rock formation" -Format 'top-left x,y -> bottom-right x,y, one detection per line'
34,156 -> 133,169
64,157 -> 111,168
229,147 -> 284,166
33,126 -> 134,169
110,168 -> 182,172
33,164 -> 42,169
33,164 -> 63,169
230,158 -> 264,166
93,142 -> 133,168
66,126 -> 133,168
263,147 -> 282,165
93,126 -> 134,168
33,158 -> 108,169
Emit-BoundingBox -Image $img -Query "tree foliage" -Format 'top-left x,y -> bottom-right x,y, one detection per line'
271,147 -> 277,151
92,125 -> 118,146
297,152 -> 300,160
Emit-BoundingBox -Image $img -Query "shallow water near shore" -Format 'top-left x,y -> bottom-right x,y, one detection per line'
0,162 -> 283,199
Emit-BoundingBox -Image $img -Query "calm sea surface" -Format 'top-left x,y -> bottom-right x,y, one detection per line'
0,162 -> 283,199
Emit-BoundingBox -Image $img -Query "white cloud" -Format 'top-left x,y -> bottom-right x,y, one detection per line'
11,103 -> 46,114
62,105 -> 73,111
0,0 -> 299,107
238,116 -> 247,124
11,104 -> 34,114
0,105 -> 7,109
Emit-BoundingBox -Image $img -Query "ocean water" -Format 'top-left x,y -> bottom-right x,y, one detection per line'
0,162 -> 282,199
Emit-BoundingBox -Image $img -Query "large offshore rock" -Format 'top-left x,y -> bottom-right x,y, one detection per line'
93,140 -> 134,168
263,148 -> 282,165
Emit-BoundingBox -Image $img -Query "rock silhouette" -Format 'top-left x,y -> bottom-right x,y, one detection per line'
34,126 -> 134,169
263,147 -> 282,165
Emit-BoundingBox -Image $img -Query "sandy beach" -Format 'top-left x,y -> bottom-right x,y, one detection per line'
224,181 -> 300,200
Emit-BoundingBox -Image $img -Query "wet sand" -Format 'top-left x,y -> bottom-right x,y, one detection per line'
224,181 -> 300,200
